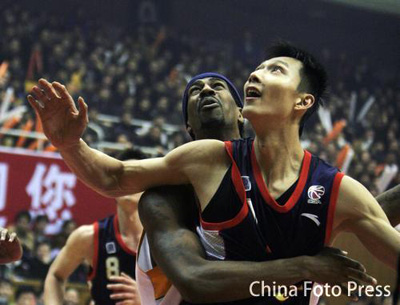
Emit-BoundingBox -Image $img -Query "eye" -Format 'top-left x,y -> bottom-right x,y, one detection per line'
271,65 -> 284,73
213,82 -> 225,89
189,87 -> 200,95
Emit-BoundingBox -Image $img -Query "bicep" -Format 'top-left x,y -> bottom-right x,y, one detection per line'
336,176 -> 400,269
117,140 -> 226,196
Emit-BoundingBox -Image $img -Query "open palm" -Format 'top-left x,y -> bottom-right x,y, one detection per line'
27,79 -> 88,149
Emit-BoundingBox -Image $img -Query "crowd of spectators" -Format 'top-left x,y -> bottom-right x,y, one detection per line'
0,3 -> 399,305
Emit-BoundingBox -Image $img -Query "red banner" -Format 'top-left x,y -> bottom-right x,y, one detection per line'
0,147 -> 115,233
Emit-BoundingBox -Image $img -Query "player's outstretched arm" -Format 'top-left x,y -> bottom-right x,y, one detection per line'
334,176 -> 400,269
139,186 -> 376,303
44,225 -> 93,305
28,79 -> 223,197
376,184 -> 400,226
0,228 -> 22,264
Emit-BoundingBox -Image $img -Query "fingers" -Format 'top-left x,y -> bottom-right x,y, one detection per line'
347,268 -> 377,285
31,86 -> 47,104
52,81 -> 71,100
9,232 -> 17,242
51,81 -> 79,112
38,79 -> 59,100
107,283 -> 135,292
341,257 -> 366,272
0,229 -> 7,240
109,275 -> 134,285
323,247 -> 348,256
78,97 -> 88,123
110,292 -> 135,300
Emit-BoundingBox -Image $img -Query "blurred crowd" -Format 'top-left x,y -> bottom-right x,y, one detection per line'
0,3 -> 399,305
0,211 -> 86,305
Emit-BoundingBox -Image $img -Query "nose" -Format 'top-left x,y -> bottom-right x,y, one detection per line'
200,84 -> 215,98
247,71 -> 261,84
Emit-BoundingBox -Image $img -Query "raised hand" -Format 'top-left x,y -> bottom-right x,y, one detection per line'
27,79 -> 88,149
107,272 -> 141,305
308,247 -> 377,301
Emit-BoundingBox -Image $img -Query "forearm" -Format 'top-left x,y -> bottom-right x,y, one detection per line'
150,228 -> 308,303
59,139 -> 123,197
44,273 -> 66,305
376,185 -> 400,226
184,256 -> 308,303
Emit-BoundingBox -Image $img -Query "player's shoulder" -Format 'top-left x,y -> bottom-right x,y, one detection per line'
337,175 -> 378,214
183,139 -> 225,154
67,224 -> 95,245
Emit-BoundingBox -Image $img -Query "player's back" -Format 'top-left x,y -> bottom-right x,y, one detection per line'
88,215 -> 137,305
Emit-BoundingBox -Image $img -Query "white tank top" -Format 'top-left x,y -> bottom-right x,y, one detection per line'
136,233 -> 182,305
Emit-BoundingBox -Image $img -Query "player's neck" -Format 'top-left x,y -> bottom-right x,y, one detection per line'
117,202 -> 142,248
253,125 -> 304,183
196,128 -> 240,141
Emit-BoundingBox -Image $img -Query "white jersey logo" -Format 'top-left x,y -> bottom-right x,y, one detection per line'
106,242 -> 116,254
307,185 -> 325,204
242,176 -> 252,191
301,213 -> 321,227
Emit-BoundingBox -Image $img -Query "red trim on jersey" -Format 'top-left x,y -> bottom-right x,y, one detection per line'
200,141 -> 249,230
114,214 -> 137,256
87,221 -> 99,281
251,143 -> 312,213
324,172 -> 344,245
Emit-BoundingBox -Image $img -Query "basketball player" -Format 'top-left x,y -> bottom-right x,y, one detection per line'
136,73 -> 375,304
44,150 -> 144,305
28,42 -> 400,304
0,228 -> 22,264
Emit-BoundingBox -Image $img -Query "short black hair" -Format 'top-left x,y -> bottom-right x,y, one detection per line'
115,148 -> 148,161
34,215 -> 49,223
15,210 -> 31,223
15,286 -> 36,300
265,42 -> 328,136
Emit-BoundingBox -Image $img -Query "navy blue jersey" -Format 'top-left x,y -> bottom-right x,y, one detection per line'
196,138 -> 344,305
88,215 -> 137,305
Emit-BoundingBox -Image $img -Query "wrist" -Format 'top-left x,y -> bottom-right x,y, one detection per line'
57,139 -> 84,152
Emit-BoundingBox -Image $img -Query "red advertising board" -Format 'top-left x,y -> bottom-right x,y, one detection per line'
0,147 -> 115,233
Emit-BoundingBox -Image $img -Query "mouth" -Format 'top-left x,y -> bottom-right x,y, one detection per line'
245,86 -> 262,100
198,97 -> 221,111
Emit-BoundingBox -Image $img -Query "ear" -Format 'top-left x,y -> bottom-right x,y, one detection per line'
295,94 -> 315,110
237,107 -> 244,125
186,125 -> 195,139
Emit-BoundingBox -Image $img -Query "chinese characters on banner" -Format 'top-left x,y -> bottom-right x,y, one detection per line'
0,147 -> 115,233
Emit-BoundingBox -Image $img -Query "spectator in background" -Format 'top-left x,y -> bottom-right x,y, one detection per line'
28,241 -> 52,281
113,112 -> 138,143
64,288 -> 80,305
136,125 -> 166,151
51,220 -> 77,258
32,215 -> 49,247
15,286 -> 37,305
15,241 -> 52,281
0,280 -> 13,305
8,211 -> 34,255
